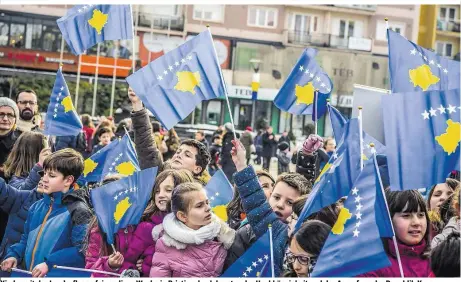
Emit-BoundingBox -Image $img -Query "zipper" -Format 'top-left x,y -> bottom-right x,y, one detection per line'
29,200 -> 53,271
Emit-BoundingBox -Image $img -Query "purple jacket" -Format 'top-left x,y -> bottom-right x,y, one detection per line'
359,239 -> 434,277
85,213 -> 166,277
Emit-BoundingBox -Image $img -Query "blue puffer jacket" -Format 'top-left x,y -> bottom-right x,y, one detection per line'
5,188 -> 92,277
0,164 -> 43,261
232,165 -> 289,277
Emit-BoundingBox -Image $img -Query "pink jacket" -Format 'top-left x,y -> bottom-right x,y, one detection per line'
85,213 -> 166,277
359,239 -> 434,277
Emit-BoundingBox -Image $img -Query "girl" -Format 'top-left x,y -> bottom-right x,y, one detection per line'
84,169 -> 194,277
427,179 -> 458,239
149,182 -> 236,277
283,220 -> 331,277
91,127 -> 113,155
360,190 -> 433,277
81,114 -> 95,156
432,187 -> 460,249
317,137 -> 335,172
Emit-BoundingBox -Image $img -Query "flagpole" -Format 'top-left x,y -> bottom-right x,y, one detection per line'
147,12 -> 154,63
314,90 -> 318,135
370,143 -> 404,278
130,4 -> 138,72
385,17 -> 389,29
207,25 -> 237,140
91,43 -> 101,117
74,54 -> 82,111
58,4 -> 67,66
109,42 -> 119,117
53,265 -> 121,277
11,268 -> 33,276
268,224 -> 275,278
358,106 -> 364,170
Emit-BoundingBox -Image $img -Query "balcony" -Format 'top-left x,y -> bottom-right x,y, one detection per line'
437,19 -> 461,35
330,5 -> 377,12
137,13 -> 184,31
287,30 -> 372,51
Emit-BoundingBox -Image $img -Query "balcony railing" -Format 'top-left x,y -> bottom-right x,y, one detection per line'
287,30 -> 372,51
137,13 -> 184,31
437,19 -> 461,33
331,4 -> 377,11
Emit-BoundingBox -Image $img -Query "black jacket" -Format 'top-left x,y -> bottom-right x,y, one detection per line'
223,223 -> 256,271
262,132 -> 277,157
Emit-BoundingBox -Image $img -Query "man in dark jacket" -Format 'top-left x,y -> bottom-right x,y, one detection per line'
240,126 -> 253,165
262,126 -> 277,171
208,135 -> 222,176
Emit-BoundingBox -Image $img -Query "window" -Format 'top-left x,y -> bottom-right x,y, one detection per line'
193,5 -> 224,22
376,20 -> 406,41
439,6 -> 457,22
339,20 -> 354,38
247,7 -> 278,28
9,23 -> 25,48
25,20 -> 42,49
0,21 -> 9,46
436,41 -> 453,57
289,13 -> 318,33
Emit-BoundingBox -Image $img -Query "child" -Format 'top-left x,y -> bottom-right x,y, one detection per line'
431,187 -> 460,249
359,190 -> 433,277
149,182 -> 236,277
91,127 -> 112,155
291,135 -> 323,184
427,179 -> 458,239
84,169 -> 194,277
0,149 -> 91,277
224,140 -> 311,276
277,142 -> 290,174
430,232 -> 460,277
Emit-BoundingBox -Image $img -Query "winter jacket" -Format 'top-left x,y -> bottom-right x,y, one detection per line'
85,212 -> 166,277
149,213 -> 235,277
359,239 -> 433,277
0,164 -> 43,260
91,144 -> 106,156
5,188 -> 92,277
230,165 -> 289,277
291,150 -> 317,184
262,132 -> 277,158
278,135 -> 291,150
220,131 -> 239,184
240,132 -> 253,160
54,135 -> 78,152
223,222 -> 256,270
431,217 -> 460,249
277,151 -> 290,174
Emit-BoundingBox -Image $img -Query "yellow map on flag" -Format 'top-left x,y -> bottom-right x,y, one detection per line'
116,161 -> 137,176
435,119 -> 461,155
332,207 -> 352,235
83,158 -> 98,177
114,197 -> 132,224
88,9 -> 108,35
61,96 -> 75,113
174,71 -> 201,94
315,162 -> 331,184
295,82 -> 315,105
409,64 -> 440,91
212,205 -> 228,222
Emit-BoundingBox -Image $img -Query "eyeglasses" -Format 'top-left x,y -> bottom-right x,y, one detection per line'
286,252 -> 314,266
17,100 -> 37,106
0,113 -> 15,120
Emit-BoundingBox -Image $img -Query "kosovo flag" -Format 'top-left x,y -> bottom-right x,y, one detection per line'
294,118 -> 362,232
274,48 -> 332,120
382,88 -> 460,190
388,29 -> 460,93
44,68 -> 82,137
328,104 -> 347,144
205,169 -> 234,222
312,156 -> 393,277
126,30 -> 226,130
90,167 -> 158,244
80,134 -> 140,183
57,5 -> 133,55
221,230 -> 272,277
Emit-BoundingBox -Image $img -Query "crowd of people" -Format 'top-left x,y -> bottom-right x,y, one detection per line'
0,87 -> 459,278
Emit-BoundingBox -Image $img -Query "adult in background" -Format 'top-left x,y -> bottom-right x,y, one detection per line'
208,134 -> 222,176
240,126 -> 253,165
262,126 -> 277,171
163,128 -> 180,161
15,90 -> 40,134
195,130 -> 209,149
254,129 -> 263,165
220,122 -> 240,183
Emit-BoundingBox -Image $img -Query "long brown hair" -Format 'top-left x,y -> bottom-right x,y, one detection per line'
4,131 -> 46,178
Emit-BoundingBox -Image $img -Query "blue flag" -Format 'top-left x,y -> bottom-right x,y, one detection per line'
382,88 -> 460,190
90,167 -> 158,244
221,230 -> 272,277
387,29 -> 460,93
44,68 -> 82,137
294,118 -> 362,232
205,169 -> 234,221
126,30 -> 226,130
328,104 -> 347,144
311,156 -> 393,277
79,134 -> 140,183
274,48 -> 332,120
57,5 -> 133,55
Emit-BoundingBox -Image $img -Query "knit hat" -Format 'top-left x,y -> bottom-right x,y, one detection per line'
278,141 -> 289,151
0,97 -> 19,124
224,122 -> 233,132
302,134 -> 323,154
245,126 -> 253,132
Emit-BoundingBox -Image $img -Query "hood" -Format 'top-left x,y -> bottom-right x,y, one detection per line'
62,186 -> 90,206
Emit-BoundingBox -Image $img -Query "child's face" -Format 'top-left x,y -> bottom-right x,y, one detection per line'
429,183 -> 453,212
288,238 -> 313,277
41,169 -> 74,194
392,208 -> 427,245
259,175 -> 274,200
99,133 -> 112,146
171,144 -> 201,174
181,190 -> 212,230
155,175 -> 174,212
268,181 -> 301,222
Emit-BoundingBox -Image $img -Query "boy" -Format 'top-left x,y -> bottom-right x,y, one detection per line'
277,141 -> 290,174
224,140 -> 311,276
1,149 -> 91,277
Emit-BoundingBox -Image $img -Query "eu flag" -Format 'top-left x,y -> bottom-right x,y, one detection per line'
90,167 -> 158,244
44,68 -> 82,137
382,88 -> 460,190
57,5 -> 133,55
311,157 -> 393,277
126,30 -> 226,130
274,48 -> 332,120
221,230 -> 272,278
205,169 -> 234,222
294,118 -> 361,232
387,29 -> 460,93
80,134 -> 140,183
